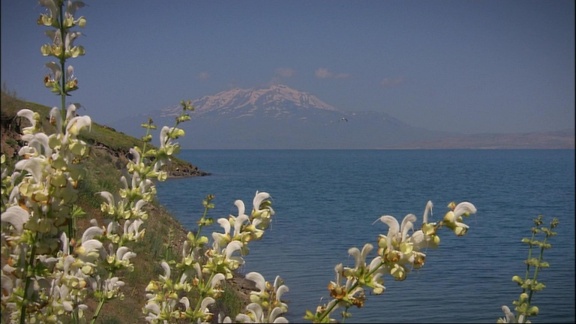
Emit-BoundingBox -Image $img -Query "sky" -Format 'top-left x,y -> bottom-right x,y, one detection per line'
1,0 -> 574,134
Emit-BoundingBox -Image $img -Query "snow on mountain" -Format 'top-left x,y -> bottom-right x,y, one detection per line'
110,84 -> 573,149
111,84 -> 455,149
160,84 -> 337,118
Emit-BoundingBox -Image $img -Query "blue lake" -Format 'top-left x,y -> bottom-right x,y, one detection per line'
156,149 -> 575,323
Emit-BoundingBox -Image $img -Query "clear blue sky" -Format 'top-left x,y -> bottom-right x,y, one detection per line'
2,0 -> 574,134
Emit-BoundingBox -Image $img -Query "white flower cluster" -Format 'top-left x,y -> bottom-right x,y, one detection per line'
306,201 -> 477,322
1,2 -> 187,320
1,101 -> 94,322
232,273 -> 289,323
142,191 -> 284,323
0,102 -> 180,322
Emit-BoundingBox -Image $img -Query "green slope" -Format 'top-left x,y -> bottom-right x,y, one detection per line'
0,91 -> 247,323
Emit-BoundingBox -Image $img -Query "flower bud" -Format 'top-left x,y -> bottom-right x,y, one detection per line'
197,236 -> 209,245
77,17 -> 87,27
454,226 -> 468,236
81,265 -> 93,275
377,235 -> 388,249
512,275 -> 523,285
443,211 -> 455,223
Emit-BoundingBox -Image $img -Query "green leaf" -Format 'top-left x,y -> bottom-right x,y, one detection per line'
71,204 -> 86,218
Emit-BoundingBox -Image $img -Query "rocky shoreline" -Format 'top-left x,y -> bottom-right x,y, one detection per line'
164,160 -> 211,178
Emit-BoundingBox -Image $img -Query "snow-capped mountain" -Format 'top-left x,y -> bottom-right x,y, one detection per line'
111,84 -> 572,149
161,84 -> 337,119
112,84 -> 452,149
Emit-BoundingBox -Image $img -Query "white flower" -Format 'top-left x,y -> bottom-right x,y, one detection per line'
240,302 -> 289,323
46,62 -> 62,81
200,297 -> 215,313
20,133 -> 52,157
159,260 -> 171,281
1,206 -> 30,234
375,214 -> 417,250
410,201 -> 438,250
129,148 -> 141,164
329,263 -> 345,292
117,246 -> 136,261
273,275 -> 289,304
253,191 -> 274,215
236,303 -> 265,323
82,225 -> 103,242
443,202 -> 477,236
224,240 -> 245,269
76,226 -> 103,260
497,305 -> 531,323
16,109 -> 40,134
65,103 -> 80,121
65,0 -> 85,17
124,219 -> 145,240
368,256 -> 386,294
246,272 -> 266,294
348,243 -> 373,271
60,232 -> 70,255
245,272 -> 289,315
50,106 -> 62,131
269,307 -> 289,323
64,31 -> 82,49
15,157 -> 46,183
181,296 -> 215,323
214,201 -> 251,249
219,313 -> 232,323
143,302 -> 161,322
251,191 -> 274,230
453,202 -> 477,218
213,218 -> 232,251
39,0 -> 59,21
375,212 -> 426,279
422,200 -> 433,223
131,199 -> 147,218
210,273 -> 225,290
444,202 -> 476,227
159,126 -> 171,147
62,255 -> 75,274
66,115 -> 91,136
96,191 -> 114,206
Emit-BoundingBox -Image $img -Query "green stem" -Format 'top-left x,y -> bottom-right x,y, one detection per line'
90,272 -> 114,324
58,1 -> 67,119
527,234 -> 549,305
193,272 -> 216,316
141,121 -> 152,157
195,200 -> 212,240
197,210 -> 208,238
57,0 -> 76,247
522,231 -> 537,294
319,285 -> 356,322
318,260 -> 385,322
173,201 -> 211,290
19,232 -> 39,324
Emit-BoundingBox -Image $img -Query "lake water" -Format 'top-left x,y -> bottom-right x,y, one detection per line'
156,149 -> 575,323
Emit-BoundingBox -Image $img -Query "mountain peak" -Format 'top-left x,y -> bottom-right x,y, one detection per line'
161,84 -> 337,117
246,84 -> 337,111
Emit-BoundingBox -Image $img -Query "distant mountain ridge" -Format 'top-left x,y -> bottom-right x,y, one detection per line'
112,84 -> 574,149
161,84 -> 337,118
401,129 -> 575,149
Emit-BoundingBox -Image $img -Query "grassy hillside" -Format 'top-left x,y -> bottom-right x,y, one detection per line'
0,91 -> 249,323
